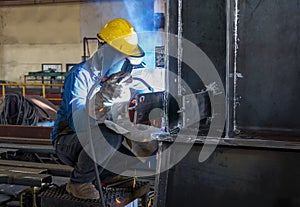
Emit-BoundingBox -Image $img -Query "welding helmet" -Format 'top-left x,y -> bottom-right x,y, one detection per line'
97,18 -> 144,57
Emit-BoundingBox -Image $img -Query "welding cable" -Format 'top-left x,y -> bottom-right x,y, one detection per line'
0,93 -> 39,126
86,78 -> 106,207
23,97 -> 39,125
132,77 -> 154,92
5,94 -> 38,125
20,94 -> 39,125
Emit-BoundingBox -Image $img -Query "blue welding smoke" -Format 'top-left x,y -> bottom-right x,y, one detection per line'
93,0 -> 158,69
122,0 -> 157,69
122,0 -> 155,32
92,0 -> 155,32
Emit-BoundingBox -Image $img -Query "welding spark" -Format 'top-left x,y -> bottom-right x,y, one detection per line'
116,197 -> 121,204
133,177 -> 137,189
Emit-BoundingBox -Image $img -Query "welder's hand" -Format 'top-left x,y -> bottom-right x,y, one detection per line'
106,71 -> 132,84
91,72 -> 132,122
100,72 -> 132,103
92,95 -> 110,122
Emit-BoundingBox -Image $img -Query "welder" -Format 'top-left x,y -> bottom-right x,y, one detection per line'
50,18 -> 145,200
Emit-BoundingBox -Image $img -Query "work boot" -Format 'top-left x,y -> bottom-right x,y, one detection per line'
66,180 -> 100,200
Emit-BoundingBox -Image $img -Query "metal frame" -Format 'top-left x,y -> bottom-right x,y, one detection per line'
82,37 -> 98,61
0,83 -> 63,101
154,0 -> 300,206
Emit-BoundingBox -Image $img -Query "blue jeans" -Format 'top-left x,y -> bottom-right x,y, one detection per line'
54,124 -> 138,184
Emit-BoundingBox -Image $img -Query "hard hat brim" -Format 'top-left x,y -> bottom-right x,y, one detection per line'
98,33 -> 144,57
129,45 -> 145,57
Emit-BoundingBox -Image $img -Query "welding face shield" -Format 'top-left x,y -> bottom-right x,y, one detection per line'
104,50 -> 145,77
119,49 -> 145,75
103,56 -> 123,77
93,43 -> 126,77
126,52 -> 145,66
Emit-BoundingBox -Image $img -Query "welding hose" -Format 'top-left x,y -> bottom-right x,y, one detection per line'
85,75 -> 154,205
85,78 -> 106,207
132,77 -> 154,92
0,93 -> 39,126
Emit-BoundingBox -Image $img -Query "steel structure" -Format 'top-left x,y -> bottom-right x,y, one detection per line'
154,0 -> 300,206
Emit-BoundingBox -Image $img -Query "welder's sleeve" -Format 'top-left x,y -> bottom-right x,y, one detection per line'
70,71 -> 98,131
70,73 -> 87,112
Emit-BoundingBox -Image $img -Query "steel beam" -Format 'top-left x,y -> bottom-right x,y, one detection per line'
0,125 -> 52,139
0,171 -> 51,187
0,160 -> 72,177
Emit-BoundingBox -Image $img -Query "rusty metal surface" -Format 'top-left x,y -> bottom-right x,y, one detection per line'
0,136 -> 51,145
0,125 -> 53,151
0,125 -> 52,139
40,181 -> 150,207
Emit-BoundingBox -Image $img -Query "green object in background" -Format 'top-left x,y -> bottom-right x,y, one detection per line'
27,72 -> 67,77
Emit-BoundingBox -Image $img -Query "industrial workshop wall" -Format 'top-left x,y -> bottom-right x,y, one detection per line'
0,4 -> 82,82
0,1 -> 158,83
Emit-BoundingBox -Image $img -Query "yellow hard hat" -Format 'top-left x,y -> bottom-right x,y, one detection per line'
97,18 -> 144,57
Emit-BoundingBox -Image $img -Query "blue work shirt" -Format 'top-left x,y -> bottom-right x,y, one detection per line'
50,61 -> 101,143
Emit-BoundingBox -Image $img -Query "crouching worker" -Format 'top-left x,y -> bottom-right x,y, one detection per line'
50,18 -> 145,200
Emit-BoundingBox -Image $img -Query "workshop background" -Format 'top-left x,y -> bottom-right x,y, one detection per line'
0,0 -> 159,82
0,0 -> 299,207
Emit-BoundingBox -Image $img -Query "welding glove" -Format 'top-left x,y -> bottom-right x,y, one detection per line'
91,72 -> 132,122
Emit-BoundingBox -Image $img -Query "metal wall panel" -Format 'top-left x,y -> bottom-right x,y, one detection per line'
155,142 -> 300,207
167,0 -> 300,137
155,1 -> 300,206
234,0 -> 300,134
166,0 -> 226,130
181,0 -> 226,91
